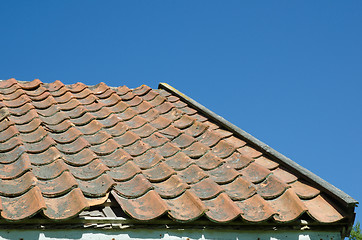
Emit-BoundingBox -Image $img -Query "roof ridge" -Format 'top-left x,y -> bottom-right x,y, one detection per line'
158,83 -> 358,208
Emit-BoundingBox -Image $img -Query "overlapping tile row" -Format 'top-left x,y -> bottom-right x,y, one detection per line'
0,79 -> 345,224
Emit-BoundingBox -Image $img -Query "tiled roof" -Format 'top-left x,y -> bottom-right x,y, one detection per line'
0,78 -> 356,225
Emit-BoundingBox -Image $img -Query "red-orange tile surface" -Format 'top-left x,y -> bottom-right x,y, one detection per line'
0,79 -> 348,223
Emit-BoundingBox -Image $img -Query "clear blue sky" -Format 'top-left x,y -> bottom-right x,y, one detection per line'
1,1 -> 361,225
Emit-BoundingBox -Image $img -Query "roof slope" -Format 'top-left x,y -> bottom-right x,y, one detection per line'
0,79 -> 356,225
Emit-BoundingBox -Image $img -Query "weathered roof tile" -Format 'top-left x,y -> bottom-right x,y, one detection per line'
0,79 -> 353,227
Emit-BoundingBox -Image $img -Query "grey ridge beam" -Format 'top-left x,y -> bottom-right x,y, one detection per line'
159,83 -> 358,208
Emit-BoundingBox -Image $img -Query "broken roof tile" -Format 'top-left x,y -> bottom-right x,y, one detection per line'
171,133 -> 195,148
97,148 -> 132,168
61,148 -> 97,166
161,107 -> 183,122
90,139 -> 119,156
140,89 -> 159,101
27,146 -> 62,165
0,145 -> 25,164
173,114 -> 195,129
32,159 -> 69,180
154,142 -> 180,158
123,140 -> 151,157
113,131 -> 140,146
132,85 -> 151,96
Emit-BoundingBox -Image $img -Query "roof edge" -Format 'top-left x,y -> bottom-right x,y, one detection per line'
158,83 -> 358,208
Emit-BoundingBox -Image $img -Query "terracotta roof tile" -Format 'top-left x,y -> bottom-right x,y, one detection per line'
37,171 -> 78,197
290,180 -> 320,199
165,190 -> 206,222
178,164 -> 208,184
224,151 -> 253,170
0,155 -> 31,180
112,190 -> 168,221
204,193 -> 242,222
221,176 -> 256,200
164,152 -> 193,170
0,171 -> 36,197
98,148 -> 131,167
32,159 -> 68,180
196,129 -> 222,147
142,162 -> 175,182
77,173 -> 115,197
195,152 -> 223,170
0,79 -> 353,226
133,149 -> 163,169
27,147 -> 62,165
191,178 -> 223,200
208,164 -> 240,184
236,194 -> 275,222
303,195 -> 344,223
153,175 -> 188,198
269,189 -> 308,222
254,156 -> 279,170
108,161 -> 141,181
114,174 -> 153,198
272,167 -> 298,184
239,162 -> 271,183
255,174 -> 288,199
1,186 -> 46,220
43,188 -> 88,220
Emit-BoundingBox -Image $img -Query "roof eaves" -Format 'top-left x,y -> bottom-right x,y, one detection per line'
158,83 -> 358,208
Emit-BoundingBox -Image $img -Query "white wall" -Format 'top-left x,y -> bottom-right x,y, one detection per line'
0,228 -> 341,240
